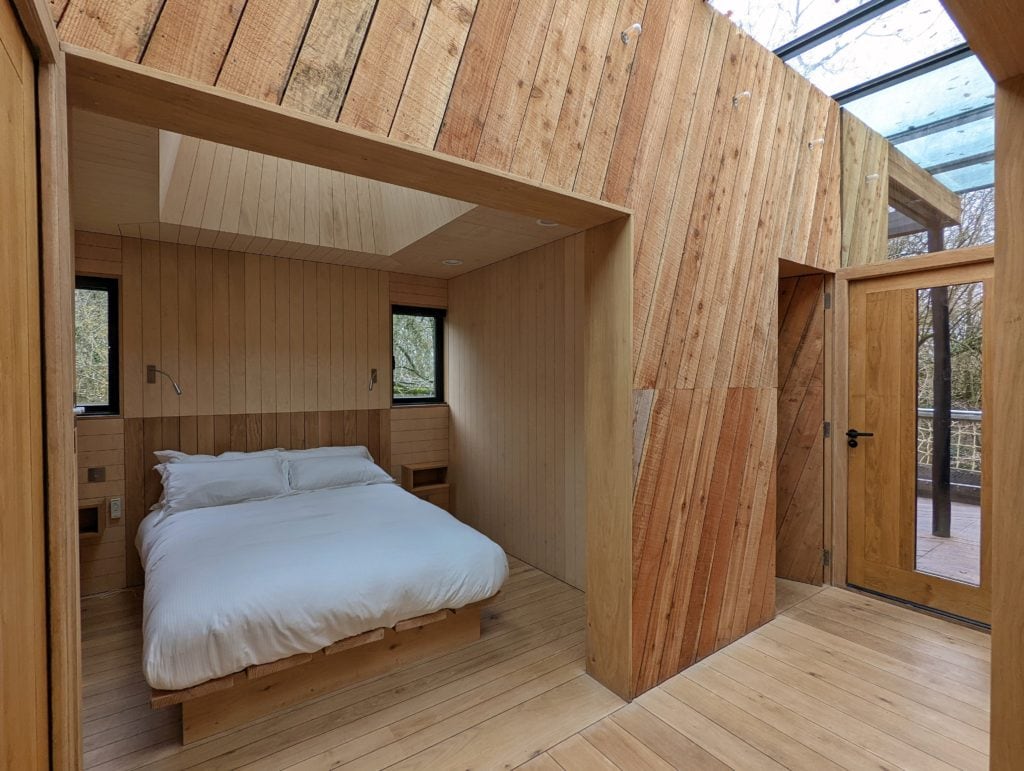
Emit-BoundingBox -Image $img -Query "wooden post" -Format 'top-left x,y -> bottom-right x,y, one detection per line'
926,228 -> 952,538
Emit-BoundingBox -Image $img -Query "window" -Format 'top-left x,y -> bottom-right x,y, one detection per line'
75,276 -> 119,415
392,306 -> 444,405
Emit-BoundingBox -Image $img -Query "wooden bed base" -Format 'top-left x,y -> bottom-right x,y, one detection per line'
151,599 -> 491,744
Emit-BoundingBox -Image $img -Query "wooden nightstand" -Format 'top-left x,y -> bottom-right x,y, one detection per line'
401,462 -> 451,512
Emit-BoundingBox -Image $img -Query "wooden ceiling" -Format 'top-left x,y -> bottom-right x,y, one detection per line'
70,109 -> 582,277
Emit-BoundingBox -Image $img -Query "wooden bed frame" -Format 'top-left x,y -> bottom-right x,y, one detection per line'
151,597 -> 493,744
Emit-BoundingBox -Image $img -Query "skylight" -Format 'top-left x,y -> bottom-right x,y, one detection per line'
708,0 -> 995,194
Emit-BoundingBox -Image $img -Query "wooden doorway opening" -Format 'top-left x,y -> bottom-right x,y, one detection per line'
776,259 -> 831,587
60,42 -> 635,747
846,256 -> 992,624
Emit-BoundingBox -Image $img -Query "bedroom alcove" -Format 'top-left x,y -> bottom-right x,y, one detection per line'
67,49 -> 631,760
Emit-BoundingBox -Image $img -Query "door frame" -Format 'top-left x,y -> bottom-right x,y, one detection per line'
9,0 -> 80,767
832,245 -> 994,608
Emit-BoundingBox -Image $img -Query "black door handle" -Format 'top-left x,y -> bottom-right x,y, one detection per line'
846,428 -> 874,448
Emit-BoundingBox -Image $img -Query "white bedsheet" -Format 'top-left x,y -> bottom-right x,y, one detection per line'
137,483 -> 508,690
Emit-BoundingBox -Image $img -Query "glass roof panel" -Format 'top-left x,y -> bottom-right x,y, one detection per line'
843,55 -> 994,136
894,115 -> 995,170
933,161 -> 995,193
706,0 -> 875,52
786,0 -> 965,96
708,0 -> 995,196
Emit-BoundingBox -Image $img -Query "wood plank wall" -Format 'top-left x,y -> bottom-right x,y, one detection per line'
55,0 -> 842,694
448,235 -> 586,590
119,238 -> 392,418
77,418 -> 126,594
776,275 -> 825,586
841,113 -> 888,267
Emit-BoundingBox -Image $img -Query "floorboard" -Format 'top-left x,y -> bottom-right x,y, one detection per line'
80,567 -> 989,769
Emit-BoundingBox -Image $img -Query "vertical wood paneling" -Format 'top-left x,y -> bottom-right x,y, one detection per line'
449,235 -> 585,589
116,236 -> 393,420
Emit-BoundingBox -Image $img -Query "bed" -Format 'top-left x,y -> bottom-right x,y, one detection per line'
137,447 -> 507,742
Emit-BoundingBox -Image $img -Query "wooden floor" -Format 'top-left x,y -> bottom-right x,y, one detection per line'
81,560 -> 990,769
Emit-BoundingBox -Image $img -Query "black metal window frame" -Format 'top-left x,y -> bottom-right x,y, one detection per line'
391,305 -> 445,406
75,275 -> 120,416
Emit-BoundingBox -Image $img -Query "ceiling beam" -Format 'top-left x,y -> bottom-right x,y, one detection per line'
63,45 -> 629,231
888,143 -> 962,228
942,0 -> 1024,82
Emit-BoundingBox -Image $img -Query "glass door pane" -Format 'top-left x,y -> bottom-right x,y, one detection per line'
915,281 -> 983,586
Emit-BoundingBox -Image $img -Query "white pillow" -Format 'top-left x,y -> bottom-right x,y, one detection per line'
154,448 -> 282,464
158,456 -> 289,514
287,455 -> 393,492
279,445 -> 373,462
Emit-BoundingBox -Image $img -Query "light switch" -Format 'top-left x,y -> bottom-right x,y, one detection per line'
109,497 -> 123,520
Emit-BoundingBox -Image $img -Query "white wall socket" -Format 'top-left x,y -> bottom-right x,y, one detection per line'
109,496 -> 123,520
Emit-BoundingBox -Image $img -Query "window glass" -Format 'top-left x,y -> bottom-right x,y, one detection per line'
915,281 -> 984,586
893,114 -> 994,172
392,307 -> 444,404
788,0 -> 964,97
707,0 -> 873,51
75,276 -> 119,414
843,55 -> 993,136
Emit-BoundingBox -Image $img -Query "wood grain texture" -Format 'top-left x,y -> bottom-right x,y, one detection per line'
77,570 -> 989,770
840,112 -> 888,267
776,275 -> 825,586
991,74 -> 1024,769
58,0 -> 842,696
77,418 -> 127,595
942,0 -> 1024,83
0,0 -> 49,762
114,236 -> 392,418
847,263 -> 992,624
36,43 -> 83,770
448,235 -> 586,591
391,405 -> 449,480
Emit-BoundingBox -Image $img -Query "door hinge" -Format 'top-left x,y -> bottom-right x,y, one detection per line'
823,421 -> 831,438
822,549 -> 831,567
824,291 -> 832,310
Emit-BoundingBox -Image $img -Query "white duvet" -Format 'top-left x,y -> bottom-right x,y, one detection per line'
137,483 -> 508,691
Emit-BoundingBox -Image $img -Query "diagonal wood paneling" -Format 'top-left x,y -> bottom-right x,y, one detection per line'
776,274 -> 825,586
57,0 -> 842,696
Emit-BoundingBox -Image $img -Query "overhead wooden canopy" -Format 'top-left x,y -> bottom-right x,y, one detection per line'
942,0 -> 1024,82
63,45 -> 628,232
888,144 -> 962,230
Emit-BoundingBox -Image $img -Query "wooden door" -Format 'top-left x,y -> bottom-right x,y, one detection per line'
848,261 -> 992,623
777,275 -> 825,585
0,0 -> 49,765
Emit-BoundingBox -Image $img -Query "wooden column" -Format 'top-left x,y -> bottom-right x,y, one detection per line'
991,74 -> 1024,770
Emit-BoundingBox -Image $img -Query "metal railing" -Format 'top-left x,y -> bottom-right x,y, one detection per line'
917,408 -> 982,475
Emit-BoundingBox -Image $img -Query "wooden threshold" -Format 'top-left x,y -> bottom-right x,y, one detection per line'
61,45 -> 629,231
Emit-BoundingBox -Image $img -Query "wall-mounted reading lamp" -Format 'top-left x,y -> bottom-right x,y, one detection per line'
147,364 -> 183,396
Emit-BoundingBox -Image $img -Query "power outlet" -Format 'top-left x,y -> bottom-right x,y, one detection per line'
109,496 -> 123,520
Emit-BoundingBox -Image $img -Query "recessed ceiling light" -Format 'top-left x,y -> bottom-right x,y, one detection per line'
536,219 -> 560,227
441,259 -> 463,266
